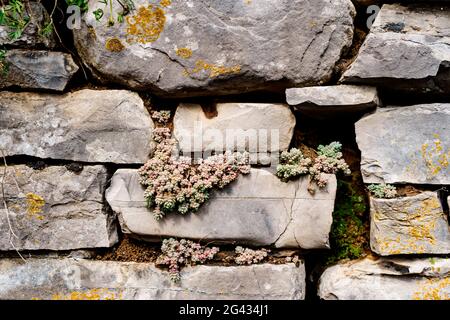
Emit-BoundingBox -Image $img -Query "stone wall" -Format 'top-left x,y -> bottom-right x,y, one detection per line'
0,0 -> 448,300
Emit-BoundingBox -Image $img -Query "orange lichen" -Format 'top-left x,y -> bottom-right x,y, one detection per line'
185,59 -> 241,78
26,193 -> 45,220
413,278 -> 450,300
105,37 -> 125,52
160,0 -> 171,7
51,289 -> 122,300
176,47 -> 193,59
126,5 -> 166,44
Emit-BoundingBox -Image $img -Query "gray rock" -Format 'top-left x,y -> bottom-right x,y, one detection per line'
318,256 -> 450,300
286,85 -> 379,118
0,258 -> 306,300
370,192 -> 450,256
0,50 -> 78,91
355,104 -> 450,184
0,165 -> 118,251
342,4 -> 450,95
0,2 -> 57,48
106,168 -> 336,249
0,89 -> 154,164
173,103 -> 296,157
73,0 -> 355,97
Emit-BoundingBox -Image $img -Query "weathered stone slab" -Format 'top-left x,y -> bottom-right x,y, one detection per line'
355,104 -> 449,184
0,2 -> 57,48
73,0 -> 355,97
0,259 -> 306,300
173,103 -> 295,156
106,168 -> 336,249
370,192 -> 450,256
0,50 -> 78,91
318,256 -> 450,300
286,85 -> 379,117
0,89 -> 154,164
0,165 -> 118,251
342,4 -> 450,95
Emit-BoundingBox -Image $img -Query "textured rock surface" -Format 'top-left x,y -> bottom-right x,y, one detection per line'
73,0 -> 355,97
318,256 -> 450,300
0,2 -> 57,48
173,103 -> 295,155
286,85 -> 379,117
0,259 -> 306,300
342,4 -> 450,94
106,168 -> 336,249
370,192 -> 450,255
0,90 -> 154,164
0,165 -> 118,251
0,50 -> 78,91
355,104 -> 449,184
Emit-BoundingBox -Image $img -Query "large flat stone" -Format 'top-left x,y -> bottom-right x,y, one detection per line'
0,50 -> 78,91
173,103 -> 296,156
106,168 -> 336,249
73,0 -> 355,97
342,4 -> 450,95
0,89 -> 154,164
0,2 -> 57,48
0,165 -> 118,251
0,258 -> 306,300
286,85 -> 379,118
318,256 -> 450,300
355,104 -> 450,184
370,192 -> 450,256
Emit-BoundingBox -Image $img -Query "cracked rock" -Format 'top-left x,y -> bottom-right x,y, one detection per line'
370,192 -> 450,256
342,4 -> 450,95
73,0 -> 355,97
0,165 -> 118,251
318,256 -> 450,300
0,89 -> 154,164
106,168 -> 336,249
0,50 -> 79,91
0,258 -> 306,300
355,104 -> 450,184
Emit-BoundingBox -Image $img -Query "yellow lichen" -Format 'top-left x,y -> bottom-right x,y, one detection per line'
51,289 -> 122,300
105,37 -> 125,52
185,59 -> 241,78
26,193 -> 45,220
421,134 -> 449,178
244,0 -> 252,4
126,5 -> 166,44
413,278 -> 450,300
159,0 -> 171,7
176,47 -> 193,59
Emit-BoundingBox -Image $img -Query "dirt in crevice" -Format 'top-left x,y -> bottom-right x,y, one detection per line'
96,236 -> 302,267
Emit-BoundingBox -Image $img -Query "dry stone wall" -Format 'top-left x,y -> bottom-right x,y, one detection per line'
0,0 -> 448,300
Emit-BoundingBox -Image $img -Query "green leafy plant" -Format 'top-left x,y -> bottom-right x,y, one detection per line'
88,0 -> 134,26
367,184 -> 397,199
276,142 -> 351,193
156,238 -> 219,282
327,180 -> 369,265
0,0 -> 31,40
65,0 -> 89,13
0,48 -> 9,76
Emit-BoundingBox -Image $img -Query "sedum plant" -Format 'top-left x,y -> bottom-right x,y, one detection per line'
156,238 -> 219,282
234,246 -> 270,265
276,142 -> 350,191
138,113 -> 250,220
367,184 -> 397,199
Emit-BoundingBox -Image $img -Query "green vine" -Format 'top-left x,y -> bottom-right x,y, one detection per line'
0,0 -> 31,40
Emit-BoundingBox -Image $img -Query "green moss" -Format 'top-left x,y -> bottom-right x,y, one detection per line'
326,179 -> 369,265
